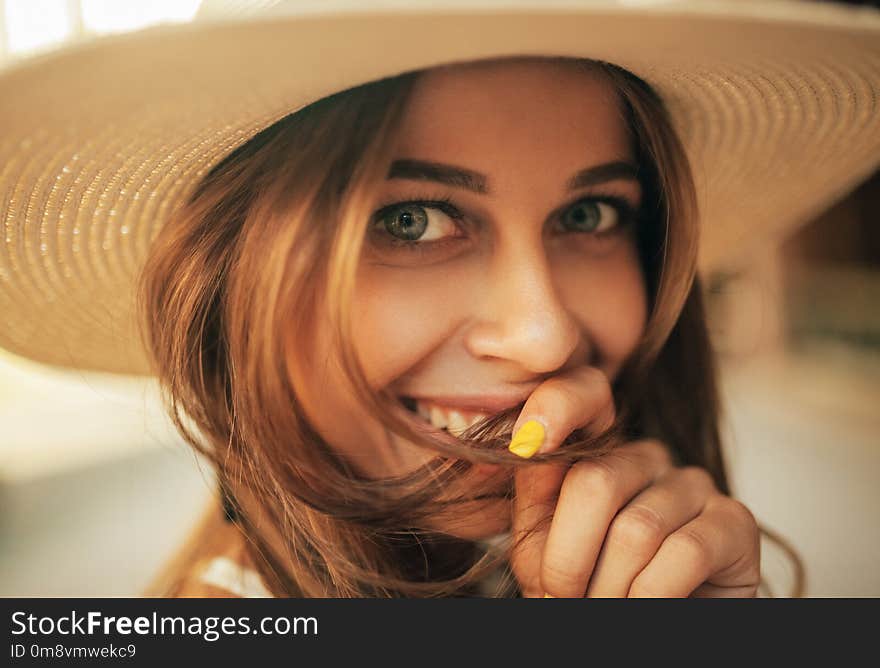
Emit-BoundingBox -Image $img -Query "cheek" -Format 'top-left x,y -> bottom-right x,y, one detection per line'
352,265 -> 467,388
556,242 -> 648,376
284,286 -> 436,478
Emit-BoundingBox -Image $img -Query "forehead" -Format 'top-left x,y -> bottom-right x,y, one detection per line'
392,58 -> 633,181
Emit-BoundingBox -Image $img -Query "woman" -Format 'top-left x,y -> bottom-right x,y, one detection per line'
1,1 -> 877,598
141,56 -> 758,598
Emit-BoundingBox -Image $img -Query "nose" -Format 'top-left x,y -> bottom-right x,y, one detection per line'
463,239 -> 583,375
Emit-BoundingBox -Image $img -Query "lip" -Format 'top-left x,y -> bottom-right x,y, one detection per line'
403,393 -> 532,414
394,402 -> 505,479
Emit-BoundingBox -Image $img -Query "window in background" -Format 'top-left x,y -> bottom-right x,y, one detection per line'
0,0 -> 202,65
80,0 -> 202,34
4,0 -> 74,56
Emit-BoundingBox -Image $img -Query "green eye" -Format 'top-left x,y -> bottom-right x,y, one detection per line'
381,204 -> 429,241
374,201 -> 461,245
561,199 -> 618,233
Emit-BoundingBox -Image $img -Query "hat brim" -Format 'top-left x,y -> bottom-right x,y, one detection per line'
1,3 -> 879,374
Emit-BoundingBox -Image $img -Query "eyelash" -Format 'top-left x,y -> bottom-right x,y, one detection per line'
370,194 -> 465,254
369,193 -> 639,254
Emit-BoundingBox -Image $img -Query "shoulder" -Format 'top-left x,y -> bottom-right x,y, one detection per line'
175,554 -> 274,598
143,495 -> 274,598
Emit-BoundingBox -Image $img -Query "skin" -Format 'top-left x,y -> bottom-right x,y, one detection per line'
287,59 -> 760,597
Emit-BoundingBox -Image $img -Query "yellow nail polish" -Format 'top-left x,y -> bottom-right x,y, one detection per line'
508,419 -> 545,458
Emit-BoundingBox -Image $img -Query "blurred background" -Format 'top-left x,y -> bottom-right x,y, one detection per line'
1,0 -> 878,597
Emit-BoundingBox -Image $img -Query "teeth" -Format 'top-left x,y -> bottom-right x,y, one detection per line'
413,399 -> 490,434
447,410 -> 468,436
430,406 -> 448,429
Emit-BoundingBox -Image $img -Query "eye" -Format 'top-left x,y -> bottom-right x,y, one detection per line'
560,199 -> 620,234
374,202 -> 461,244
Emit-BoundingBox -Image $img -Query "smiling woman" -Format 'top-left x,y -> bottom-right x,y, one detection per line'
2,0 -> 877,599
138,56 -> 751,597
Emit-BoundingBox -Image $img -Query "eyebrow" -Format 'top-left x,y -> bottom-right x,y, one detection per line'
387,159 -> 640,194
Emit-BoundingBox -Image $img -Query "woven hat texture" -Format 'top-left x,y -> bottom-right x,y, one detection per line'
1,0 -> 878,374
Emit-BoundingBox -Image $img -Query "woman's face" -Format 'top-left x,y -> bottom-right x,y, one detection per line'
290,59 -> 648,538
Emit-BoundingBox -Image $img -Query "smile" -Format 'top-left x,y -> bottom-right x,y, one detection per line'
398,396 -> 506,479
399,396 -> 491,436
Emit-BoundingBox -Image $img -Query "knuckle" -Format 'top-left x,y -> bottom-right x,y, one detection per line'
668,527 -> 713,572
727,498 -> 757,526
585,368 -> 614,424
710,495 -> 757,527
722,498 -> 760,544
541,376 -> 581,407
587,367 -> 613,403
609,504 -> 667,554
628,438 -> 674,471
569,364 -> 603,385
571,458 -> 620,495
637,437 -> 666,455
628,575 -> 666,598
582,364 -> 612,392
527,382 -> 579,424
536,367 -> 616,432
678,465 -> 716,491
541,557 -> 586,597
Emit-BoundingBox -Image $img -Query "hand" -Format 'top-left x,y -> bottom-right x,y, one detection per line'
507,366 -> 761,598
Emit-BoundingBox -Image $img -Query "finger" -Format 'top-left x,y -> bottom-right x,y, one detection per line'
585,466 -> 716,598
628,496 -> 761,598
541,439 -> 674,598
509,366 -> 616,597
509,460 -> 567,597
508,365 -> 615,459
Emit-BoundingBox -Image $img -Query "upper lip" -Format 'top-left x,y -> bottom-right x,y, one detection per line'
404,392 -> 533,414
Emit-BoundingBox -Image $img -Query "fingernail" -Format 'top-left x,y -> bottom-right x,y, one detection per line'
508,419 -> 545,458
543,593 -> 555,598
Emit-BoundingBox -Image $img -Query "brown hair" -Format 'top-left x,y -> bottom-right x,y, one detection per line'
138,56 -> 802,597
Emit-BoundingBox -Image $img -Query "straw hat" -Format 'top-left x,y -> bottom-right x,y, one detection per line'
1,0 -> 878,375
